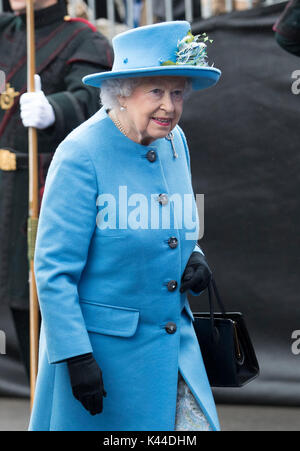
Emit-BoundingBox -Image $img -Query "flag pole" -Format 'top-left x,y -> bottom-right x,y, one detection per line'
26,0 -> 40,409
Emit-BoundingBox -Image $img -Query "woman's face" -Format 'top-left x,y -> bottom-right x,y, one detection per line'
119,76 -> 187,145
9,0 -> 57,14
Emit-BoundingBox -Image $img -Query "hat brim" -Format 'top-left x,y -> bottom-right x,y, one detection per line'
82,66 -> 221,91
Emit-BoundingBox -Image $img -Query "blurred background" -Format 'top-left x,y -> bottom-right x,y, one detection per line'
0,0 -> 300,431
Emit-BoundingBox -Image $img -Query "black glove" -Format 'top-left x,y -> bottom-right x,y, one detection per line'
67,352 -> 107,415
180,251 -> 212,294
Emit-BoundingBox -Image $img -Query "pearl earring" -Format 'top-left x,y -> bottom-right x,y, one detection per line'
120,106 -> 126,111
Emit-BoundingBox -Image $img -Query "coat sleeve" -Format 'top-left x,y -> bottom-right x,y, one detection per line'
34,138 -> 98,364
45,31 -> 113,143
177,125 -> 207,297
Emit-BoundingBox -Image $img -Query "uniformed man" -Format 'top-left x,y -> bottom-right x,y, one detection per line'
0,0 -> 113,380
273,0 -> 300,56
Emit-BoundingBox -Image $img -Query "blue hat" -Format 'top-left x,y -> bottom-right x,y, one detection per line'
83,21 -> 221,91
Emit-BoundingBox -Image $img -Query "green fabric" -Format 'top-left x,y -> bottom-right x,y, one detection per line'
274,0 -> 300,55
275,31 -> 300,56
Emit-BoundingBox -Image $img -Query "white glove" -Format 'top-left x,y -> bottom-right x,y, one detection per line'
20,74 -> 55,129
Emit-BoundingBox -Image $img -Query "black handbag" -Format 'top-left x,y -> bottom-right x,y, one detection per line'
192,278 -> 260,388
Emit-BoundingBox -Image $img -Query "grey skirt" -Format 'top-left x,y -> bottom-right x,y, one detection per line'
174,371 -> 212,431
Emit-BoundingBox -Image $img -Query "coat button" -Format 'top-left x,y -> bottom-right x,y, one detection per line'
157,193 -> 168,205
168,236 -> 178,249
167,280 -> 178,291
146,150 -> 156,162
165,322 -> 177,334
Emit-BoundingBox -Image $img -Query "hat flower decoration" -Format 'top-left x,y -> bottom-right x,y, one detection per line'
161,31 -> 214,67
83,21 -> 221,91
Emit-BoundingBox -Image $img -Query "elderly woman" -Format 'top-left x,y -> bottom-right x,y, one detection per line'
29,21 -> 221,431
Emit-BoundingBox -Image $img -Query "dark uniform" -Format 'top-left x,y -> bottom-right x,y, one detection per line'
274,0 -> 300,55
0,0 -> 113,378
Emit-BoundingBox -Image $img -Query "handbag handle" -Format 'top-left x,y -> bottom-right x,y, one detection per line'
207,277 -> 227,344
209,277 -> 227,316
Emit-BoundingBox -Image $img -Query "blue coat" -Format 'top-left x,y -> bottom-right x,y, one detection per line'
28,107 -> 220,431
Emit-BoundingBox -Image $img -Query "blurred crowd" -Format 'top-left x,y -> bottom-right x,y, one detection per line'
66,0 -> 264,38
1,0 -> 266,38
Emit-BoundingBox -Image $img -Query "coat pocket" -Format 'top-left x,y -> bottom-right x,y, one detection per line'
79,299 -> 140,337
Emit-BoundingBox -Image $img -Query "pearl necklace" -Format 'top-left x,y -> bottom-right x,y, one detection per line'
110,110 -> 128,138
108,110 -> 177,158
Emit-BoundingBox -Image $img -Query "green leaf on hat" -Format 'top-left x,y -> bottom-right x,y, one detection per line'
161,60 -> 177,66
186,31 -> 195,43
160,30 -> 215,68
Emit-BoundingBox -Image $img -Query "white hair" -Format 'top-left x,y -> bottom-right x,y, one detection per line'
99,77 -> 193,110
